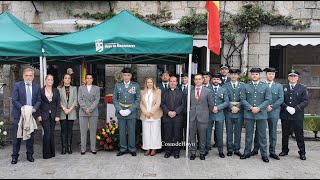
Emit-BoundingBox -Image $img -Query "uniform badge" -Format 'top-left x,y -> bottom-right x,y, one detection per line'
284,88 -> 287,92
221,94 -> 224,99
129,86 -> 136,94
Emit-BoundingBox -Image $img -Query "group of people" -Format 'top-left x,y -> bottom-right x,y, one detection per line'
11,67 -> 100,164
10,64 -> 309,164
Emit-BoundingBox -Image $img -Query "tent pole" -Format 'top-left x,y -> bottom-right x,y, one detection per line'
39,56 -> 43,87
186,54 -> 192,158
206,46 -> 210,72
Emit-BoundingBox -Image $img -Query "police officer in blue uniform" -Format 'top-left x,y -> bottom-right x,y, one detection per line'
219,64 -> 231,85
205,73 -> 229,158
223,69 -> 245,157
279,70 -> 309,160
251,68 -> 284,160
240,68 -> 271,163
113,67 -> 141,156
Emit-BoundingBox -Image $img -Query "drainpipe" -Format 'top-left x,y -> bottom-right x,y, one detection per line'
242,33 -> 249,76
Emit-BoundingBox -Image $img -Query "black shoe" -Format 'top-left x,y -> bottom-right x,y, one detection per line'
262,156 -> 269,163
299,154 -> 306,160
11,158 -> 18,164
279,152 -> 288,156
91,151 -> 97,154
200,154 -> 205,160
204,151 -> 209,156
117,151 -> 126,156
234,151 -> 242,157
164,153 -> 171,158
227,151 -> 232,156
219,153 -> 225,158
240,154 -> 250,159
190,154 -> 196,160
27,156 -> 34,162
174,154 -> 180,159
212,143 -> 218,148
250,150 -> 258,156
269,154 -> 280,160
81,152 -> 85,155
131,152 -> 137,156
67,146 -> 72,154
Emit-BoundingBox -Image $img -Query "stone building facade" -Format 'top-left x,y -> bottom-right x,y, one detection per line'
1,1 -> 320,121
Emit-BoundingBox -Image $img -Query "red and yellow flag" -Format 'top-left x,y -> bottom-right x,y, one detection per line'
82,56 -> 88,85
206,1 -> 220,55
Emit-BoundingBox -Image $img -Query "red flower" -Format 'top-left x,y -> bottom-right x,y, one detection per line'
112,120 -> 116,123
104,133 -> 108,138
104,144 -> 108,149
100,141 -> 105,146
106,138 -> 112,143
106,122 -> 109,126
97,129 -> 101,134
109,145 -> 113,150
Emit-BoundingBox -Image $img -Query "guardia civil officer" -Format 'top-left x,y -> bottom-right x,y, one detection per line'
279,70 -> 309,160
240,68 -> 271,163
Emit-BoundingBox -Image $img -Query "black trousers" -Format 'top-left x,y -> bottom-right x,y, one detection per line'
41,115 -> 56,159
12,119 -> 34,159
60,119 -> 74,141
163,121 -> 184,155
281,118 -> 306,154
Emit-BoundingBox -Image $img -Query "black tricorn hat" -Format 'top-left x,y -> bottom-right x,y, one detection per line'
288,69 -> 300,76
202,71 -> 211,76
263,67 -> 277,73
211,73 -> 221,78
121,67 -> 132,74
229,69 -> 241,74
220,64 -> 230,69
249,68 -> 263,73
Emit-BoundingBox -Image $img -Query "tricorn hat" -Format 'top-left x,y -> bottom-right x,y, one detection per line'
249,68 -> 263,73
121,67 -> 132,74
263,67 -> 277,73
229,69 -> 241,74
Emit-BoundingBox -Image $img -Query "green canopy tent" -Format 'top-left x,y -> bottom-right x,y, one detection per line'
0,11 -> 46,85
43,10 -> 194,158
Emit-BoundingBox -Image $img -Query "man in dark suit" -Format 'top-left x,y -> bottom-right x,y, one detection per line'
11,67 -> 41,164
161,76 -> 186,159
220,64 -> 231,85
157,71 -> 170,91
189,73 -> 215,160
279,70 -> 309,160
202,71 -> 211,88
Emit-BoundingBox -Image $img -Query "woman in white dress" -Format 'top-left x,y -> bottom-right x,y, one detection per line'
140,77 -> 163,156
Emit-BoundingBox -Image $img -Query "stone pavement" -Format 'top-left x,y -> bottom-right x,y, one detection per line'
0,130 -> 319,179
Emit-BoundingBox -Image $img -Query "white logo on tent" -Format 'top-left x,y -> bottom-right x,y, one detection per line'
95,39 -> 104,52
105,43 -> 135,49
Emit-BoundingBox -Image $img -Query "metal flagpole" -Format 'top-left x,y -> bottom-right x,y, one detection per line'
185,54 -> 192,158
206,11 -> 210,72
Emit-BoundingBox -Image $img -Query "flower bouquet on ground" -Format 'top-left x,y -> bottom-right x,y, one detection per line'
0,121 -> 7,149
96,117 -> 120,151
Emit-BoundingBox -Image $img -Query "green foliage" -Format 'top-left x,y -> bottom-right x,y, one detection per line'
0,121 -> 7,149
239,74 -> 252,83
178,10 -> 207,35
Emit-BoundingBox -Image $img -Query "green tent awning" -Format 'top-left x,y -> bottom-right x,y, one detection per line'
43,10 -> 193,64
0,12 -> 45,57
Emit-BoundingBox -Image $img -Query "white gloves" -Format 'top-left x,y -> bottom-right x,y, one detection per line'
286,106 -> 296,115
119,109 -> 131,116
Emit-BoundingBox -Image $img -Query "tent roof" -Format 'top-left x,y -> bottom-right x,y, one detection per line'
43,10 -> 193,64
0,12 -> 45,57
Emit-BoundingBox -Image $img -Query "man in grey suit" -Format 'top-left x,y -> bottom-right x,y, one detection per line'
113,67 -> 141,156
252,67 -> 284,160
240,68 -> 272,163
189,73 -> 215,160
78,73 -> 100,155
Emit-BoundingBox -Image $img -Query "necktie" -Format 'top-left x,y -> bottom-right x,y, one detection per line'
214,87 -> 217,92
196,87 -> 200,103
233,84 -> 236,89
125,83 -> 129,89
26,83 -> 32,106
268,82 -> 271,87
164,84 -> 168,89
291,85 -> 294,90
183,85 -> 186,91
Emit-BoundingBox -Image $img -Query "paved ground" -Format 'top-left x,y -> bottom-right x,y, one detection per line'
0,129 -> 319,179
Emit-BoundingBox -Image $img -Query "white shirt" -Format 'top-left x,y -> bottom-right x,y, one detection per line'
289,83 -> 297,89
25,81 -> 32,97
182,84 -> 188,91
212,85 -> 220,91
124,81 -> 131,88
252,80 -> 260,86
203,83 -> 209,87
87,85 -> 92,93
267,81 -> 274,88
231,81 -> 238,88
162,82 -> 169,89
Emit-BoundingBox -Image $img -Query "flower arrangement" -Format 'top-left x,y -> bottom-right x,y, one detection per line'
0,121 -> 7,149
96,117 -> 120,151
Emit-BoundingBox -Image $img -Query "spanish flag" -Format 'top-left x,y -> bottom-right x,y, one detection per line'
206,1 -> 220,55
82,56 -> 88,85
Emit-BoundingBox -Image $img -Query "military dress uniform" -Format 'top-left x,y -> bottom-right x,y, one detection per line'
112,69 -> 141,155
223,70 -> 245,156
252,68 -> 284,159
279,70 -> 309,160
206,74 -> 229,157
240,68 -> 272,162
